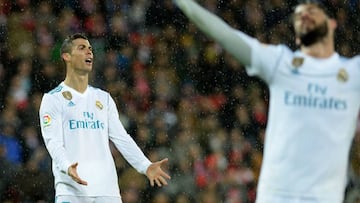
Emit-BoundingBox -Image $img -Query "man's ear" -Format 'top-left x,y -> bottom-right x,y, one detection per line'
62,53 -> 71,62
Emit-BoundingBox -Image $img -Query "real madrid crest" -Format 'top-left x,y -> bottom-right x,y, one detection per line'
291,57 -> 304,74
337,68 -> 348,83
292,57 -> 304,68
96,100 -> 103,110
62,91 -> 72,100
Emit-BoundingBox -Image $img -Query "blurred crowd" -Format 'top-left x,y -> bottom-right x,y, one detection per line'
0,0 -> 360,202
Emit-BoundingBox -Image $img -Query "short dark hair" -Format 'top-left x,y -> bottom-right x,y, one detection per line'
295,0 -> 336,18
60,33 -> 88,55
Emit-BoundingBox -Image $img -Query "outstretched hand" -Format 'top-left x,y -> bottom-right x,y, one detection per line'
68,162 -> 88,185
146,158 -> 171,187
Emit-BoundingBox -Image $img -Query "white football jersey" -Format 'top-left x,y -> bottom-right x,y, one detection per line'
170,0 -> 360,201
39,82 -> 151,197
243,33 -> 360,202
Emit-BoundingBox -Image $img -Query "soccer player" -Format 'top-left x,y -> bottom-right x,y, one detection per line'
173,0 -> 360,202
39,33 -> 171,203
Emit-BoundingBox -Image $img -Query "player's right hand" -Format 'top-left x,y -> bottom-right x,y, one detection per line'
68,162 -> 88,185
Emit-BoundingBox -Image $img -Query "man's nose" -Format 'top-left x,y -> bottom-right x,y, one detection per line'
299,11 -> 312,20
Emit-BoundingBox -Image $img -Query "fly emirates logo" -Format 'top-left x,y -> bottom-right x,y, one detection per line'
284,83 -> 347,110
69,112 -> 105,130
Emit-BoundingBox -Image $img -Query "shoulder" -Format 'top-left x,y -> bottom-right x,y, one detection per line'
338,54 -> 360,68
87,85 -> 115,110
88,85 -> 111,102
47,84 -> 64,95
88,85 -> 110,96
260,43 -> 295,65
336,55 -> 360,83
337,53 -> 360,61
41,84 -> 64,102
258,42 -> 294,58
350,55 -> 360,64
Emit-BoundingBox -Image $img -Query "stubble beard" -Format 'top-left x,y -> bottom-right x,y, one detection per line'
297,21 -> 328,46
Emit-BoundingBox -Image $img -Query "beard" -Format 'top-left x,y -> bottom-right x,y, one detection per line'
297,21 -> 328,46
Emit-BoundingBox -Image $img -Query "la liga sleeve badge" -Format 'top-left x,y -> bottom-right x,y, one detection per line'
42,114 -> 52,127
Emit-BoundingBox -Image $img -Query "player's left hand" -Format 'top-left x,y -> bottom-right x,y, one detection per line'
146,158 -> 171,187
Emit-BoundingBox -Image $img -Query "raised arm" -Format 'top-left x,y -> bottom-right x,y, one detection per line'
175,0 -> 252,66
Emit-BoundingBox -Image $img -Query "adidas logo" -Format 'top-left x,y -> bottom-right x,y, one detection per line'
68,101 -> 76,107
291,69 -> 299,75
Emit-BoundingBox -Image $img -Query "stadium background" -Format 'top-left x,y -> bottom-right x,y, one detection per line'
0,0 -> 360,202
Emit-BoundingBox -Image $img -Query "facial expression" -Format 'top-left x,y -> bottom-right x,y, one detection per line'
66,38 -> 93,74
293,4 -> 330,46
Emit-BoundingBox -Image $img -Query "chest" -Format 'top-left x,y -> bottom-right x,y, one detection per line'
268,57 -> 360,113
273,56 -> 359,95
60,92 -> 108,131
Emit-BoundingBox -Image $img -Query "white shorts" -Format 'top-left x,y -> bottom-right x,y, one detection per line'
55,195 -> 122,203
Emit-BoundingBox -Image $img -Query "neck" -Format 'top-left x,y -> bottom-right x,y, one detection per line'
64,74 -> 88,93
300,36 -> 335,58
